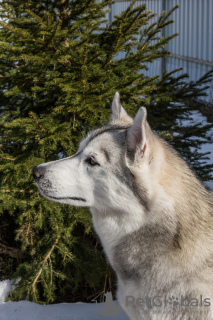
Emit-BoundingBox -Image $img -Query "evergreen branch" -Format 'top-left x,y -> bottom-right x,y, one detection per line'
0,76 -> 26,81
0,156 -> 15,161
49,257 -> 53,285
20,55 -> 46,61
0,21 -> 41,44
86,51 -> 103,65
123,8 -> 146,36
158,5 -> 179,27
32,237 -> 60,302
1,189 -> 33,193
0,43 -> 18,52
104,24 -> 123,66
67,0 -> 94,22
41,273 -> 52,298
82,45 -> 89,103
26,9 -> 47,28
55,245 -> 74,261
0,21 -> 27,38
61,0 -> 69,11
123,0 -> 138,18
46,19 -> 62,46
83,45 -> 88,65
29,112 -> 46,133
104,6 -> 152,66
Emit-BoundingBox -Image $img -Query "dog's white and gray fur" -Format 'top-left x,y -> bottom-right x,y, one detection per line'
33,93 -> 213,319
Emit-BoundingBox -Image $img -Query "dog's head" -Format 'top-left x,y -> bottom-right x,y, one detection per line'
32,93 -> 158,211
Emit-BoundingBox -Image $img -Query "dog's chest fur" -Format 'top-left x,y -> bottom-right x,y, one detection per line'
91,206 -> 213,320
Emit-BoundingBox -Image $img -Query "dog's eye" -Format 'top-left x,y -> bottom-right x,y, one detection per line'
90,157 -> 96,165
86,156 -> 99,166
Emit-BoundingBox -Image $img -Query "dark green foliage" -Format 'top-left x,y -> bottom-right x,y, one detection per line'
145,69 -> 213,181
0,0 -> 212,303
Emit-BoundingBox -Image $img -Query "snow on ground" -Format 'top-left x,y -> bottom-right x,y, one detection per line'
0,280 -> 129,320
0,110 -> 213,320
0,300 -> 129,320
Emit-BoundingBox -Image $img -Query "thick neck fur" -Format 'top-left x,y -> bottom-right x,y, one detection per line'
159,137 -> 213,267
91,132 -> 213,273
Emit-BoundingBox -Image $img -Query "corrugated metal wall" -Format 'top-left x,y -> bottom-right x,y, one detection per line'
109,0 -> 213,102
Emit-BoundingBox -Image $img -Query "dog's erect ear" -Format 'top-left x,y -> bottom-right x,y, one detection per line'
110,92 -> 132,123
126,107 -> 150,165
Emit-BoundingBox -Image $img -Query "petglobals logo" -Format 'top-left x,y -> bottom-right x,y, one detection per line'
126,295 -> 211,309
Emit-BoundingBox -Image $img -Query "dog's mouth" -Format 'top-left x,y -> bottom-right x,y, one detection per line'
38,187 -> 86,202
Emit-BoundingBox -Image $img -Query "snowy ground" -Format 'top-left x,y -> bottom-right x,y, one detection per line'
0,110 -> 213,320
0,300 -> 129,320
0,280 -> 129,320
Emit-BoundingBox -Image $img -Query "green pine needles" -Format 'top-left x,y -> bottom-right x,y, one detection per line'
0,0 -> 212,303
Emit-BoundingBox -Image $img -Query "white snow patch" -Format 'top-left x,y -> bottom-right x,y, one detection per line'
0,280 -> 13,305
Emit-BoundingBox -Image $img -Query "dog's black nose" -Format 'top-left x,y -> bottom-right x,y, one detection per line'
32,165 -> 45,181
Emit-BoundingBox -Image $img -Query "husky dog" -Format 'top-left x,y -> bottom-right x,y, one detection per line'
32,93 -> 213,320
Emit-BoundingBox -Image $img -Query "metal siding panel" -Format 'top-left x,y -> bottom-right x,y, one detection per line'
192,0 -> 198,59
182,0 -> 186,56
198,0 -> 203,60
184,0 -> 188,57
202,0 -> 206,61
208,0 -> 213,62
188,0 -> 192,58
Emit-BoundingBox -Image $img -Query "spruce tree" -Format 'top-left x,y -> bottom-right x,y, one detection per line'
0,0 -> 212,303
